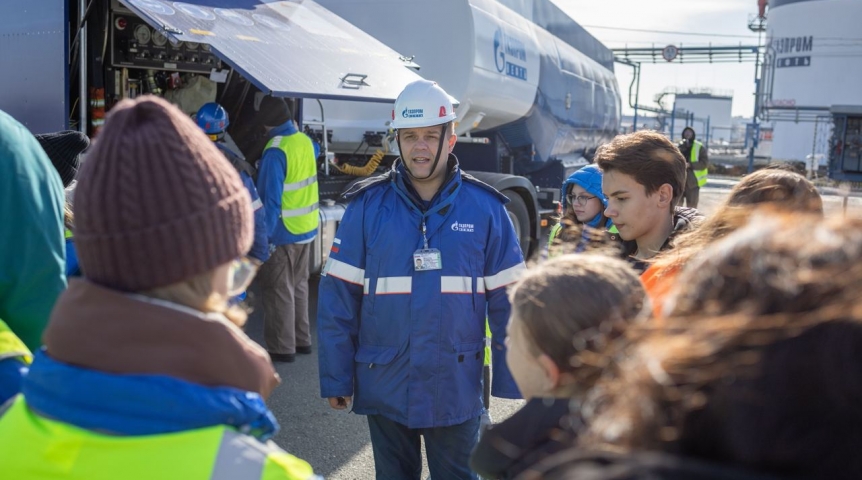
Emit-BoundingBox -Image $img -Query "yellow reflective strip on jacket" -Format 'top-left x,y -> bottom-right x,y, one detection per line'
0,397 -> 317,480
263,451 -> 317,480
0,319 -> 31,364
690,141 -> 708,188
484,320 -> 492,367
64,228 -> 73,240
265,134 -> 319,235
547,222 -> 564,258
548,223 -> 563,248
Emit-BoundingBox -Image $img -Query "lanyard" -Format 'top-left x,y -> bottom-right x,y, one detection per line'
391,174 -> 461,250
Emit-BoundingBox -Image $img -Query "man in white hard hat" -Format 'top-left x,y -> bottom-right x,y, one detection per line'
317,80 -> 525,479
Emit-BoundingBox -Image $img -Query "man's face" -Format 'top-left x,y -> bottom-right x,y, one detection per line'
683,130 -> 693,141
398,125 -> 455,183
602,170 -> 668,242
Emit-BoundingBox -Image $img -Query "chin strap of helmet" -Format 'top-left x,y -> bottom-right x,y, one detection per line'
397,123 -> 449,180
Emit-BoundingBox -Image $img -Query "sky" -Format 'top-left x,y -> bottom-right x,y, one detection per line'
553,0 -> 764,118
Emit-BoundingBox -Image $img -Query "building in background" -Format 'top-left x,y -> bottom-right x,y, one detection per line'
620,114 -> 661,133
670,91 -> 734,144
762,0 -> 862,164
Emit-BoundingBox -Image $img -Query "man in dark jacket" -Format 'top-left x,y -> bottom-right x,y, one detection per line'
597,130 -> 703,274
677,126 -> 709,208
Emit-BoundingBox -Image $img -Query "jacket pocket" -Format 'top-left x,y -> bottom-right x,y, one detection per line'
453,341 -> 485,359
450,341 -> 485,406
355,344 -> 398,368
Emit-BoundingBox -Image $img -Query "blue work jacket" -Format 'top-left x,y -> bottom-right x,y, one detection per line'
317,156 -> 525,429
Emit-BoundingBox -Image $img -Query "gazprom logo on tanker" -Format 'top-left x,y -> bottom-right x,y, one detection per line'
493,28 -> 528,81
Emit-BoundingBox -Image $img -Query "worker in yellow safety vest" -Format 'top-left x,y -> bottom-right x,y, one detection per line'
678,126 -> 709,208
255,96 -> 320,364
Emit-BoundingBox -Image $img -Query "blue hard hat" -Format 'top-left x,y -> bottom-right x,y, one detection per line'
196,102 -> 229,135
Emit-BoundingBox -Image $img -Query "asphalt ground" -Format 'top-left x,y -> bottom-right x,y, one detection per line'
243,185 -> 862,479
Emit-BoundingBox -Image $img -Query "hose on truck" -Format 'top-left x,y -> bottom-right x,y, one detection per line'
332,148 -> 385,177
331,132 -> 393,177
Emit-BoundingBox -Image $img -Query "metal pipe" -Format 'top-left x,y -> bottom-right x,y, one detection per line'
670,108 -> 676,140
809,116 -> 819,179
632,63 -> 640,132
301,100 -> 336,179
761,105 -> 830,112
615,58 -> 665,117
705,116 -> 711,147
79,0 -> 87,133
747,31 -> 762,173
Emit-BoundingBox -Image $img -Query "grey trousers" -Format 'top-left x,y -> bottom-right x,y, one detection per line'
683,187 -> 700,209
258,242 -> 312,354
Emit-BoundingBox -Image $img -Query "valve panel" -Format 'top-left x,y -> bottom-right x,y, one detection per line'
110,12 -> 220,74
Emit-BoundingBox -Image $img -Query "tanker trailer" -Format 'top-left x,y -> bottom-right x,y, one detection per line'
306,0 -> 621,261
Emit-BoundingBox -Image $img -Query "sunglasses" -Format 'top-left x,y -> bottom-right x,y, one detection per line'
566,194 -> 598,206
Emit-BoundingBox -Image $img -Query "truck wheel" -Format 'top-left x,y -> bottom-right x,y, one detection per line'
502,190 -> 531,257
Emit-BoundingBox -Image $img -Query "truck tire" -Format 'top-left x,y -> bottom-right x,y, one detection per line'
502,190 -> 531,257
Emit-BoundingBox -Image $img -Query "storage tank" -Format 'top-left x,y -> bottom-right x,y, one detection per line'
307,0 -> 620,163
765,0 -> 862,162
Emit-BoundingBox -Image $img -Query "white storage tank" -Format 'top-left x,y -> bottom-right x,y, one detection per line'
765,0 -> 862,162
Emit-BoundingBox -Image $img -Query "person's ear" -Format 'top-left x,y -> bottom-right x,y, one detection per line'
657,183 -> 673,209
448,131 -> 457,150
537,354 -> 561,390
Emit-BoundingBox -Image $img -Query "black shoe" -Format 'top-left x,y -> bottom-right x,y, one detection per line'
269,352 -> 295,363
296,345 -> 313,355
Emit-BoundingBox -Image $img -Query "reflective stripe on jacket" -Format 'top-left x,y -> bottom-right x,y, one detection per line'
690,141 -> 708,188
0,396 -> 319,480
318,158 -> 524,429
264,134 -> 319,237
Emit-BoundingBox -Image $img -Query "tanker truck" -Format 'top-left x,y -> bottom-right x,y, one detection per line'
307,0 -> 622,262
1,0 -> 620,270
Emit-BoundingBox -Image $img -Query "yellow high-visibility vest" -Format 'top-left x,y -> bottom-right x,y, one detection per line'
264,134 -> 319,235
690,141 -> 708,188
0,396 -> 318,479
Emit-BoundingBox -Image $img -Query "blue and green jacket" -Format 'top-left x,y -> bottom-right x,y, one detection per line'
0,109 -> 66,351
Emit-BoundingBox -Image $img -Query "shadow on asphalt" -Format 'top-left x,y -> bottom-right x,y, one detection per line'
245,275 -> 371,478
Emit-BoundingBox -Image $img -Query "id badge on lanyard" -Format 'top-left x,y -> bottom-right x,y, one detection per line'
414,219 -> 442,271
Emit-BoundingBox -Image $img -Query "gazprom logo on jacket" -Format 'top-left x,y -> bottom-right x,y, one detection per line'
451,220 -> 475,233
402,108 -> 424,119
493,27 -> 528,81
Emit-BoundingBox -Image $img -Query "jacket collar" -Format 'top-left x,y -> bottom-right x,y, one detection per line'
268,120 -> 298,138
44,279 -> 280,398
23,350 -> 279,440
392,154 -> 461,213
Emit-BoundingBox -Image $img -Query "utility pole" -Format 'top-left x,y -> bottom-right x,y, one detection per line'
747,13 -> 766,173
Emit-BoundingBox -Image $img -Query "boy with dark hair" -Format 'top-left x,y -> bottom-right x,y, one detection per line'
596,130 -> 702,273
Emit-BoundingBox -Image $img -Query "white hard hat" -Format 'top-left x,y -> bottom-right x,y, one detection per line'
391,80 -> 458,129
